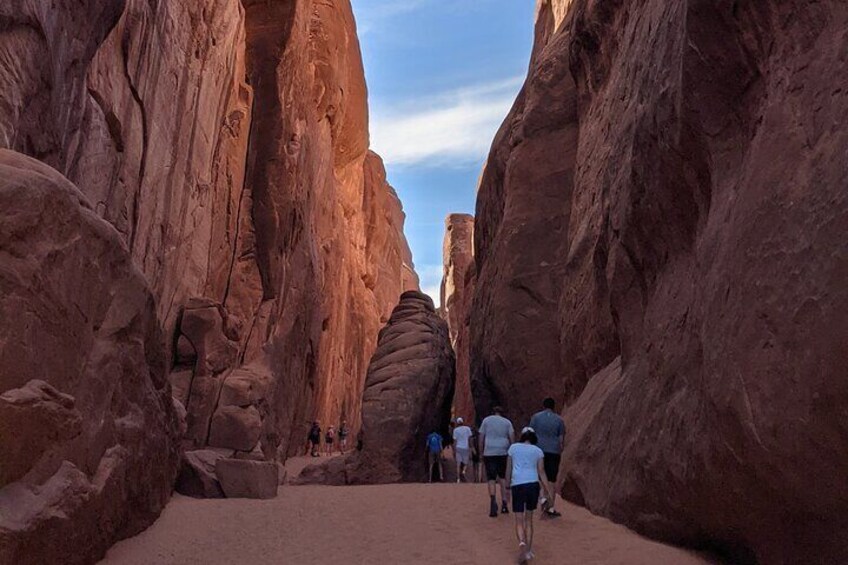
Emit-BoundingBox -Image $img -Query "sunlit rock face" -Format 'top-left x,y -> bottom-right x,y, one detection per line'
0,0 -> 418,552
471,0 -> 848,562
0,150 -> 181,565
440,214 -> 476,423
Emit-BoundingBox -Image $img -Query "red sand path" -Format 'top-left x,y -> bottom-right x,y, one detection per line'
100,457 -> 718,565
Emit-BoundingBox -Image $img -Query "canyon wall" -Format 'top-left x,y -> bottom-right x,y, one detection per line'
440,214 -> 476,423
1,0 -> 416,556
472,0 -> 848,562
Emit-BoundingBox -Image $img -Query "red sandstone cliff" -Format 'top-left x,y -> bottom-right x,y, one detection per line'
440,214 -> 476,423
0,0 -> 417,559
472,0 -> 848,562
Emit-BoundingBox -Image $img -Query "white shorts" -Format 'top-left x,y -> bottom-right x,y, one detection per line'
455,447 -> 471,465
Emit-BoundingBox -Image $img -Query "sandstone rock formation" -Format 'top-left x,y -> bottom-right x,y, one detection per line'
472,0 -> 848,562
440,214 -> 476,423
1,0 -> 417,485
298,291 -> 455,485
0,150 -> 181,565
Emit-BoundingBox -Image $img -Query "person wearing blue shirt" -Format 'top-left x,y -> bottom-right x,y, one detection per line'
426,430 -> 444,482
528,397 -> 566,517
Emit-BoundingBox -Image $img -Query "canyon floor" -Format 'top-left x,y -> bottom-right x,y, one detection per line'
99,457 -> 718,565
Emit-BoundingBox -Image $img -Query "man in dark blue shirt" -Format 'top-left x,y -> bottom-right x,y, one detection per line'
529,397 -> 566,517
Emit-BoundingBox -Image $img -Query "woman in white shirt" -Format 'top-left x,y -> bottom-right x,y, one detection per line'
505,427 -> 553,563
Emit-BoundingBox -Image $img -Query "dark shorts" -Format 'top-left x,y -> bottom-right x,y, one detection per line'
511,482 -> 541,513
484,455 -> 508,481
326,437 -> 334,444
543,452 -> 561,482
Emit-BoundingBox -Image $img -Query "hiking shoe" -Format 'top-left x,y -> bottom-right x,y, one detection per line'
517,542 -> 529,564
545,508 -> 562,518
489,499 -> 498,518
501,502 -> 510,514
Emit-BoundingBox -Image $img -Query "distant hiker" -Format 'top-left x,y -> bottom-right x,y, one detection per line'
479,406 -> 515,517
443,419 -> 456,460
529,397 -> 566,518
325,425 -> 336,456
506,427 -> 552,564
426,430 -> 445,482
470,426 -> 482,483
308,421 -> 321,457
452,417 -> 473,482
338,420 -> 350,454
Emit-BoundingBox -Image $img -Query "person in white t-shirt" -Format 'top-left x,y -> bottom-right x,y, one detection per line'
452,417 -> 473,482
506,427 -> 553,564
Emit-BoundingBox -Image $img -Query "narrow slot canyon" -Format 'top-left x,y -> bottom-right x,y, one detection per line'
1,1 -> 847,564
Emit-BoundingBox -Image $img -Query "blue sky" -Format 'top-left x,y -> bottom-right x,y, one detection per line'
352,0 -> 536,304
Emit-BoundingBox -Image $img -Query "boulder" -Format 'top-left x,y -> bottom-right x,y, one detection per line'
0,150 -> 180,565
215,459 -> 278,499
176,450 -> 226,499
299,291 -> 455,485
208,405 -> 263,452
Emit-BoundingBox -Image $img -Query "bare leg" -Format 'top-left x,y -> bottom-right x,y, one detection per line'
513,511 -> 526,544
526,510 -> 535,555
514,510 -> 528,563
499,478 -> 510,507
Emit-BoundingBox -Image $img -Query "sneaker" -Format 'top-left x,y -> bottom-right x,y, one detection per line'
501,502 -> 510,514
517,542 -> 529,564
489,499 -> 498,518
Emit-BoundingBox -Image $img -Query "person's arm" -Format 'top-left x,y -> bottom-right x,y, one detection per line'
505,455 -> 513,486
537,457 -> 553,499
558,419 -> 566,453
508,424 -> 515,445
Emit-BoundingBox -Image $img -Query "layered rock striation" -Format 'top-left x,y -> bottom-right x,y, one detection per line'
0,151 -> 181,565
298,291 -> 455,485
472,0 -> 848,562
440,214 -> 476,423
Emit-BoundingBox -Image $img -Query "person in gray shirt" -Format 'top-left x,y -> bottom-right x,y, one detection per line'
479,406 -> 515,517
528,397 -> 566,517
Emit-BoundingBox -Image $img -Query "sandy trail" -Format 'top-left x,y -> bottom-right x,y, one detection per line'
101,457 -> 717,565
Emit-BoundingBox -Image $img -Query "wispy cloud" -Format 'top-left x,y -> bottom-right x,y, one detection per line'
416,264 -> 444,308
355,0 -> 431,35
370,76 -> 523,167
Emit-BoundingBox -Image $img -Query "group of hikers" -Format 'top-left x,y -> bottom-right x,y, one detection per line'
306,420 -> 352,457
426,398 -> 566,563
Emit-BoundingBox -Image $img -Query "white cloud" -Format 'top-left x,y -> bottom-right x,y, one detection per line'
416,264 -> 444,308
354,0 -> 431,35
370,77 -> 523,167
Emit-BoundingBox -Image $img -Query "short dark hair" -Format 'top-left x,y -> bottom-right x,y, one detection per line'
492,406 -> 503,415
520,429 -> 538,444
543,397 -> 555,410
